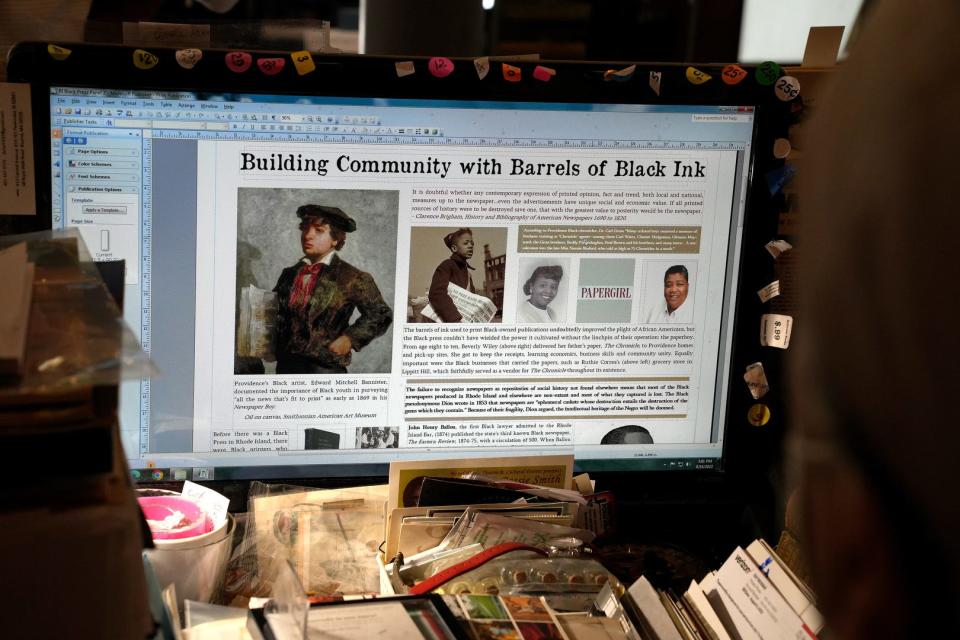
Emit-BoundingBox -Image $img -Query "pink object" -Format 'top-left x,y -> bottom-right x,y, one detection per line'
257,57 -> 285,75
428,57 -> 454,78
138,495 -> 211,540
533,65 -> 555,82
225,51 -> 253,73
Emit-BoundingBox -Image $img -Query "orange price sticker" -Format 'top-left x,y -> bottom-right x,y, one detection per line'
502,63 -> 521,82
291,50 -> 315,76
133,49 -> 159,70
721,64 -> 747,85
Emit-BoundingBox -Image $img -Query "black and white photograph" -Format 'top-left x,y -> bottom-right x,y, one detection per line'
515,257 -> 570,323
356,427 -> 399,449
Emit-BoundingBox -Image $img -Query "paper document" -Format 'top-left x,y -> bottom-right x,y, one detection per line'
237,285 -> 277,359
421,283 -> 497,323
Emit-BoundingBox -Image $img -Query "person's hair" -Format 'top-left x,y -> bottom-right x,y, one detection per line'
443,228 -> 473,250
300,216 -> 347,250
664,265 -> 688,283
600,425 -> 654,445
523,265 -> 564,295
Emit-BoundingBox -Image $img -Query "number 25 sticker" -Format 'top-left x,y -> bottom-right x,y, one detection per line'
775,76 -> 801,101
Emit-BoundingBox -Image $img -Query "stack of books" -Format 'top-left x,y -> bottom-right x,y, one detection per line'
611,539 -> 823,640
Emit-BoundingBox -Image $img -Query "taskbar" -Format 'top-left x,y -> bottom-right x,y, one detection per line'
129,457 -> 720,483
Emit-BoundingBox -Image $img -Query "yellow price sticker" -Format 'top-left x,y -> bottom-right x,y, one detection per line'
133,49 -> 159,70
291,50 -> 315,76
47,44 -> 71,61
685,66 -> 711,85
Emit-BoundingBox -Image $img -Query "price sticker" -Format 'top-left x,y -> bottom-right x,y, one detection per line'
755,61 -> 781,86
743,362 -> 770,400
775,75 -> 801,101
721,64 -> 747,85
175,48 -> 202,69
428,57 -> 455,78
473,56 -> 490,79
772,138 -> 792,159
133,49 -> 159,70
291,50 -> 315,76
747,403 -> 771,427
47,44 -> 71,61
757,280 -> 781,303
604,64 -> 635,82
502,63 -> 521,82
764,239 -> 793,259
533,65 -> 556,82
685,66 -> 711,85
395,60 -> 415,77
225,51 -> 252,73
257,57 -> 285,75
760,313 -> 793,349
649,71 -> 662,96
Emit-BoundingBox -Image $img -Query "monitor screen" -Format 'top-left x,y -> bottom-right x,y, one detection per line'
46,84 -> 755,481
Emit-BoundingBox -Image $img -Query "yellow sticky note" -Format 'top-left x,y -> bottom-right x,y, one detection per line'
47,44 -> 71,61
133,49 -> 159,70
291,50 -> 315,76
685,66 -> 711,85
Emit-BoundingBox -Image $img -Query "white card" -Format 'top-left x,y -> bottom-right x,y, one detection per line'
761,314 -> 793,349
757,280 -> 781,303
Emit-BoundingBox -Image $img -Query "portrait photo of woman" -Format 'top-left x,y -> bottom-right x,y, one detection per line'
516,258 -> 570,323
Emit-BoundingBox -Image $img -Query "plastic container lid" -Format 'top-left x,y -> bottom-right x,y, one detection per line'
138,495 -> 212,540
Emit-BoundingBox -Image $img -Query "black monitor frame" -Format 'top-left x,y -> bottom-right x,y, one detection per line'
6,44 -> 797,543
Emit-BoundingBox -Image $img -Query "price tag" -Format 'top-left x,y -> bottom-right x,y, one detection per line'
721,64 -> 747,85
291,50 -> 315,75
743,362 -> 770,400
395,60 -> 415,77
473,56 -> 490,79
757,280 -> 781,303
502,63 -> 521,82
47,44 -> 71,61
533,65 -> 556,82
772,138 -> 792,159
755,61 -> 781,86
775,75 -> 801,101
428,57 -> 455,78
649,70 -> 662,96
760,313 -> 793,349
605,64 -> 635,82
257,57 -> 285,75
764,239 -> 793,259
175,48 -> 202,69
225,51 -> 252,73
747,403 -> 771,427
685,66 -> 711,85
133,49 -> 159,70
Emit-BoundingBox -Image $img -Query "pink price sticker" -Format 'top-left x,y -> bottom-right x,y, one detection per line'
533,65 -> 556,82
226,51 -> 252,73
257,57 -> 285,75
428,57 -> 455,78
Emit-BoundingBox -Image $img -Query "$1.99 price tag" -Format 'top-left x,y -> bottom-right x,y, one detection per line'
760,313 -> 793,349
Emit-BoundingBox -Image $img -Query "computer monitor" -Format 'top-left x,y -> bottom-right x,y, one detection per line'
7,44 -> 791,485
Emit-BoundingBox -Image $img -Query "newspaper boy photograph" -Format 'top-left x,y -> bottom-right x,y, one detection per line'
235,187 -> 398,374
406,226 -> 507,323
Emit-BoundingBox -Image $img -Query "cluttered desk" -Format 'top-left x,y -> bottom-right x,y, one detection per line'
0,41 -> 814,638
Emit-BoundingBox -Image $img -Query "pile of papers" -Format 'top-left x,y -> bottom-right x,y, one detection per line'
604,539 -> 823,640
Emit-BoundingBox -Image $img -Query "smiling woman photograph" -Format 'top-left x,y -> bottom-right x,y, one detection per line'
642,262 -> 696,324
517,261 -> 567,323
